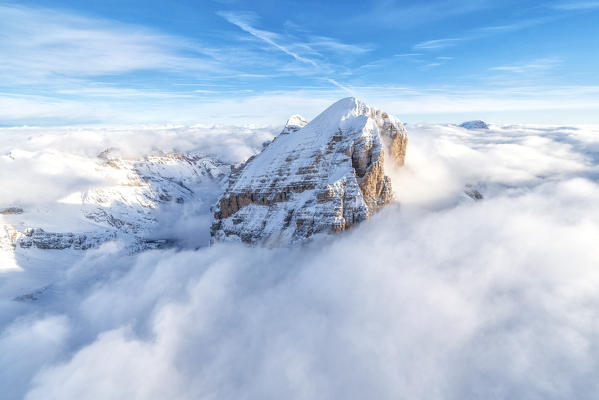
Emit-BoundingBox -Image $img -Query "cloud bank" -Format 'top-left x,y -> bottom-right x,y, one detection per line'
1,123 -> 599,399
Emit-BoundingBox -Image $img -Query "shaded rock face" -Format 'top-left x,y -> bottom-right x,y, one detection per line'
13,228 -> 172,251
0,207 -> 23,215
211,97 -> 408,245
18,228 -> 117,250
464,184 -> 484,201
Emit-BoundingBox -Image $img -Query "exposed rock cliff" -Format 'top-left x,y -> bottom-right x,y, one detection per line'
18,228 -> 117,250
0,207 -> 23,215
211,97 -> 408,245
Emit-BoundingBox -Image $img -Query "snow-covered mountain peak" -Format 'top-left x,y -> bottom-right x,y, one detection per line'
305,97 -> 369,135
211,98 -> 408,245
301,97 -> 407,156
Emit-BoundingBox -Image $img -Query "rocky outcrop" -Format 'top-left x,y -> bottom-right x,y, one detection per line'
17,228 -> 117,250
12,228 -> 173,251
14,285 -> 50,302
211,97 -> 408,245
464,184 -> 484,201
0,207 -> 23,215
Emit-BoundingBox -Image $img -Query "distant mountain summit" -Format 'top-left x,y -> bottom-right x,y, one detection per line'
459,120 -> 489,130
211,97 -> 408,246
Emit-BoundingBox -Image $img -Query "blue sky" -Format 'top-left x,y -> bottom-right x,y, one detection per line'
1,0 -> 598,126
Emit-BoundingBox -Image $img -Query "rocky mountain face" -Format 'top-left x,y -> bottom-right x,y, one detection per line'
211,97 -> 408,245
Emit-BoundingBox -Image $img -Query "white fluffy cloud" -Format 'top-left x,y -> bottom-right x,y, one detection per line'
2,123 -> 599,399
0,125 -> 273,206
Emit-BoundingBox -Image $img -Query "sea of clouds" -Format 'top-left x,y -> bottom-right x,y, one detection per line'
1,122 -> 599,399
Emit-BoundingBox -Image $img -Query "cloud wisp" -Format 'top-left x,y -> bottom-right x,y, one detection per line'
490,58 -> 562,74
356,0 -> 499,29
551,1 -> 599,10
412,15 -> 559,51
217,11 -> 320,69
217,10 -> 360,96
413,38 -> 464,50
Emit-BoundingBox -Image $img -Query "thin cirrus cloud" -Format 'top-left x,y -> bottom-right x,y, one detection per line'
413,38 -> 464,50
355,0 -> 499,28
216,10 -> 320,69
216,11 -> 372,66
477,16 -> 558,33
216,10 -> 360,94
0,4 -> 222,82
551,1 -> 599,10
412,15 -> 559,51
490,58 -> 562,74
421,62 -> 443,69
305,36 -> 374,55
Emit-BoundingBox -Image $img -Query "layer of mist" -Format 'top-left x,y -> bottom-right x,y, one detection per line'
2,123 -> 599,399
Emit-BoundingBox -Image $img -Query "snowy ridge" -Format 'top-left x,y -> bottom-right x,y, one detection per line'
1,150 -> 231,257
82,150 -> 230,235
